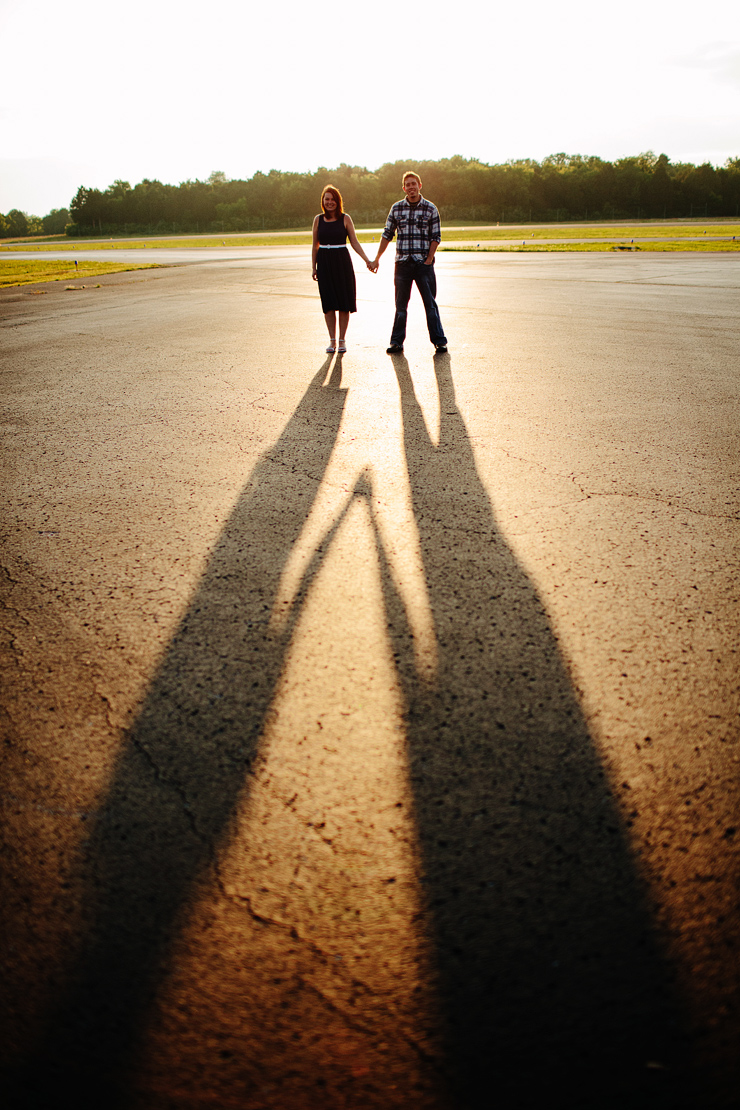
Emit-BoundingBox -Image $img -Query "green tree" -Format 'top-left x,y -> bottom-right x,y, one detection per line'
70,186 -> 106,233
6,209 -> 29,237
42,207 -> 71,235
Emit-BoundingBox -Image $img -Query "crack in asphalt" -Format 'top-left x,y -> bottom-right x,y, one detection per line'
128,732 -> 203,843
504,491 -> 738,525
212,867 -> 437,1067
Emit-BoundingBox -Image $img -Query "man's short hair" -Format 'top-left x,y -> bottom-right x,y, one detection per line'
402,171 -> 422,185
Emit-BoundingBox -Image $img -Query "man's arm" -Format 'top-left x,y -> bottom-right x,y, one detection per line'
425,205 -> 441,264
374,207 -> 397,267
374,236 -> 391,267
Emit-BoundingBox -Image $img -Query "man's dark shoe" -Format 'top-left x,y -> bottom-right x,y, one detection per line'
434,344 -> 448,353
386,344 -> 404,354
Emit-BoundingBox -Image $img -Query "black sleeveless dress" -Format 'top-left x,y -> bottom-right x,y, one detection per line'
316,214 -> 357,313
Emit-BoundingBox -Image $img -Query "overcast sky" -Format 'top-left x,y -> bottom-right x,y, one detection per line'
2,0 -> 739,215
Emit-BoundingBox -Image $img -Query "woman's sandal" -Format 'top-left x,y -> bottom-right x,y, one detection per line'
337,341 -> 347,354
326,340 -> 336,354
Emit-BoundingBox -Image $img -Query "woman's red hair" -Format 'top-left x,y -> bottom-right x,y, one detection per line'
321,184 -> 344,218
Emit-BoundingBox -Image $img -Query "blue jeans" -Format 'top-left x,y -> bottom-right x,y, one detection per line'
391,259 -> 447,347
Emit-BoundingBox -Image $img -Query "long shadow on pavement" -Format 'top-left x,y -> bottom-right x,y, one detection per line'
376,354 -> 690,1108
10,358 -> 348,1105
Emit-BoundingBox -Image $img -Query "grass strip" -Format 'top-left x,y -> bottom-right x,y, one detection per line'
0,259 -> 161,287
441,224 -> 740,241
440,240 -> 740,253
0,235 -> 315,251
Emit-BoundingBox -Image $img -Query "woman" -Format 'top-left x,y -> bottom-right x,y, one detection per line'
312,185 -> 376,354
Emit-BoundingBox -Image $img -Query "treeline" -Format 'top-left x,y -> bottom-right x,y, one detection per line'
65,155 -> 740,235
0,207 -> 69,238
4,153 -> 740,239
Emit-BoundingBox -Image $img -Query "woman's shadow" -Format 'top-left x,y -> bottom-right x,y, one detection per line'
13,358 -> 348,1105
378,353 -> 690,1108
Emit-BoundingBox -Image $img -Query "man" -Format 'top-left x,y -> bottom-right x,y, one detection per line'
374,171 -> 448,354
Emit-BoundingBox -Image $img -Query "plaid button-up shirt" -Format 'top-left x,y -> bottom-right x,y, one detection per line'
381,196 -> 441,261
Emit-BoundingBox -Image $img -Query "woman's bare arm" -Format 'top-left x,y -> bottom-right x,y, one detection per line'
344,214 -> 375,270
311,214 -> 320,280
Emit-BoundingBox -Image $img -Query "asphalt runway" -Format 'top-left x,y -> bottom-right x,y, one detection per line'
1,252 -> 738,1109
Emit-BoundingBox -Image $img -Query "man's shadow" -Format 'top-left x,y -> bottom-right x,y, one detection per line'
376,354 -> 689,1108
13,358 -> 348,1104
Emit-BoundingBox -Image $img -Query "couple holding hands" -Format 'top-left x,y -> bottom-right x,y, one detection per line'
311,170 -> 448,356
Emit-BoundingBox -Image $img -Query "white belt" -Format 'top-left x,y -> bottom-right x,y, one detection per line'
318,244 -> 347,249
